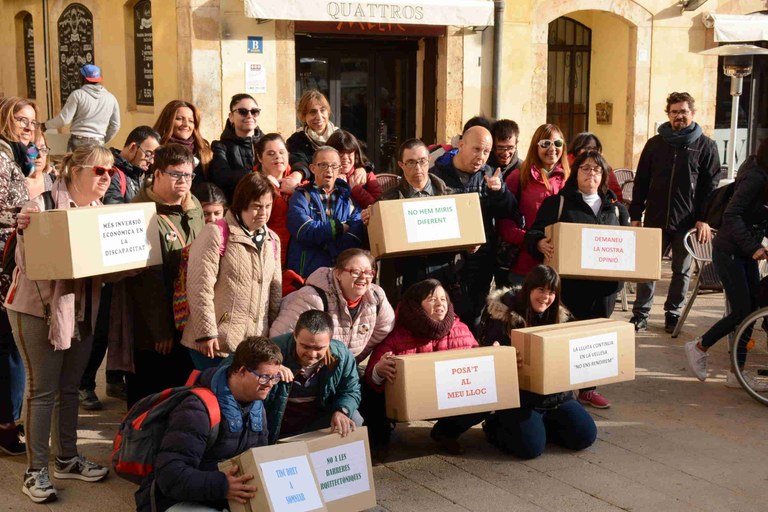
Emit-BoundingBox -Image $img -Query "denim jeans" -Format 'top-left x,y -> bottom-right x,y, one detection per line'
633,231 -> 692,318
0,309 -> 24,423
701,248 -> 759,368
484,399 -> 597,460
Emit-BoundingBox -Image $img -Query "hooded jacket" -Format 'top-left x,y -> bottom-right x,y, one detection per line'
45,83 -> 120,142
209,122 -> 265,202
182,210 -> 282,356
269,266 -> 395,360
126,185 -> 205,350
103,147 -> 144,204
481,286 -> 574,408
135,362 -> 269,512
285,179 -> 363,279
265,332 -> 361,443
628,122 -> 721,233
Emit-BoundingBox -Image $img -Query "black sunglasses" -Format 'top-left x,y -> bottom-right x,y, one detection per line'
233,108 -> 261,117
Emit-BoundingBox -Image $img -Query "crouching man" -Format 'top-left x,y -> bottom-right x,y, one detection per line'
267,310 -> 362,442
135,336 -> 283,512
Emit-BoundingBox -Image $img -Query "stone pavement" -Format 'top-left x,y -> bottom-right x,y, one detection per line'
2,262 -> 767,511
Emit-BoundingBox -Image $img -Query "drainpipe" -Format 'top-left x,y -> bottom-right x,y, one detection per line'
492,0 -> 505,118
42,0 -> 53,117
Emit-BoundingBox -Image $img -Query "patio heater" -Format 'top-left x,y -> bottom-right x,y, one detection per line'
700,44 -> 768,180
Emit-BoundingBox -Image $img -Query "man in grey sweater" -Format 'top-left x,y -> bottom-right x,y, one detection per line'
42,64 -> 120,151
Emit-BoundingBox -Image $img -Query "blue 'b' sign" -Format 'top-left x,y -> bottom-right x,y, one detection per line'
247,36 -> 263,54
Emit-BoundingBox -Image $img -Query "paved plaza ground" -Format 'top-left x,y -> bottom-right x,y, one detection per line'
2,262 -> 767,511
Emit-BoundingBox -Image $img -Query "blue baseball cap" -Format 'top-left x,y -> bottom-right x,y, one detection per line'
80,64 -> 102,83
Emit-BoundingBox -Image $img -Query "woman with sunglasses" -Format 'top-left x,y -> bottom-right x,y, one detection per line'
362,278 -> 481,459
5,143 -> 114,503
270,248 -> 394,363
0,97 -> 35,458
497,124 -> 570,287
182,172 -> 282,370
525,150 -> 630,410
568,132 -> 623,202
153,100 -> 213,184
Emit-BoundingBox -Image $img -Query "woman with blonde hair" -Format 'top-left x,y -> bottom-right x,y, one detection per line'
286,90 -> 339,177
6,142 -> 114,503
153,100 -> 213,182
0,96 -> 35,458
497,123 -> 570,286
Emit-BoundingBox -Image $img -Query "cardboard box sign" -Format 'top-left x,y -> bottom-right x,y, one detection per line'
279,427 -> 376,512
510,319 -> 636,395
219,442 -> 327,512
385,346 -> 520,422
367,193 -> 486,258
544,222 -> 662,282
23,202 -> 162,280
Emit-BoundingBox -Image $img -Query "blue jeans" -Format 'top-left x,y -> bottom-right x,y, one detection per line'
701,248 -> 759,367
633,231 -> 692,318
0,309 -> 24,423
484,399 -> 596,459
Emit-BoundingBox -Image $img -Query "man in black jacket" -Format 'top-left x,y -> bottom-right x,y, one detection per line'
628,92 -> 721,333
135,336 -> 282,512
431,126 -> 518,332
103,125 -> 160,205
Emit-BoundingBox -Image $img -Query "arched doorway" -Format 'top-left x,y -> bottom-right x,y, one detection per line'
546,17 -> 591,144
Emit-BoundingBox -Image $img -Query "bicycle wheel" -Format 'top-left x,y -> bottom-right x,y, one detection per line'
731,306 -> 768,406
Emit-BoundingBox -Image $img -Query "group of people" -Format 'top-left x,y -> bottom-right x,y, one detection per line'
0,62 -> 766,511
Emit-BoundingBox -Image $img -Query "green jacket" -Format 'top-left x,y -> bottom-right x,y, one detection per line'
126,185 -> 204,350
265,333 -> 361,443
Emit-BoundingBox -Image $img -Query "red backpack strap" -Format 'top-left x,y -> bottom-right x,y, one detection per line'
189,388 -> 221,430
118,169 -> 127,197
185,369 -> 202,387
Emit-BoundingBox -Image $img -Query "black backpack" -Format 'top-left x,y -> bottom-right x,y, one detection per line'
702,182 -> 735,230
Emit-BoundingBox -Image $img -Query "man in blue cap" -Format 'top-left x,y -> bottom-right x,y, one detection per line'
42,64 -> 120,151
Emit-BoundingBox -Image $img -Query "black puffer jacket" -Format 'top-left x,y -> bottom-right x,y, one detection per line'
713,156 -> 768,258
525,185 -> 630,300
629,131 -> 721,233
104,148 -> 143,204
286,130 -> 321,181
209,122 -> 264,202
479,286 -> 574,408
135,364 -> 269,512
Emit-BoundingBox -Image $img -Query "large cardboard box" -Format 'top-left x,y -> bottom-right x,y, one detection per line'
24,202 -> 162,280
219,442 -> 327,512
367,193 -> 486,258
280,427 -> 376,512
545,222 -> 662,282
385,346 -> 520,422
510,319 -> 635,395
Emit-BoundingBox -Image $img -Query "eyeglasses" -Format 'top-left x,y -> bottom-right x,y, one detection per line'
668,109 -> 691,117
578,165 -> 603,176
137,146 -> 155,160
495,145 -> 516,154
249,370 -> 282,385
162,170 -> 196,182
81,165 -> 117,177
314,162 -> 342,172
14,116 -> 40,129
403,158 -> 429,170
342,268 -> 376,280
38,146 -> 49,156
233,107 -> 261,117
537,139 -> 564,149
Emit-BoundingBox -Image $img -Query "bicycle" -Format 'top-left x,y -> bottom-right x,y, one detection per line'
730,305 -> 768,406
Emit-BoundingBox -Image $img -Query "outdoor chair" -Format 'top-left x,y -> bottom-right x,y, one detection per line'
672,228 -> 723,338
613,168 -> 635,310
376,173 -> 401,195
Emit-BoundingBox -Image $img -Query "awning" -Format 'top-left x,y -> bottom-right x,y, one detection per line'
703,12 -> 768,42
244,0 -> 494,27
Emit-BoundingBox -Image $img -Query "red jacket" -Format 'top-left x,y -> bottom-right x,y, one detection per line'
364,316 -> 477,391
349,171 -> 383,209
498,165 -> 567,277
265,165 -> 295,267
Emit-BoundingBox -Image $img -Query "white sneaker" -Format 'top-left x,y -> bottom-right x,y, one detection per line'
22,467 -> 58,503
725,371 -> 768,392
684,339 -> 708,382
